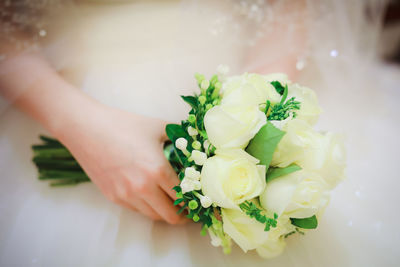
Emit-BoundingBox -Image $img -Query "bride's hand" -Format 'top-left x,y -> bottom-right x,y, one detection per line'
55,104 -> 186,225
0,53 -> 185,224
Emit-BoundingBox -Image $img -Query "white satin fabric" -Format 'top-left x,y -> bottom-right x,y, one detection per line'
1,0 -> 399,266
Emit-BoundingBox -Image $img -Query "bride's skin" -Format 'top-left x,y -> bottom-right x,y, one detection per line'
0,53 -> 187,224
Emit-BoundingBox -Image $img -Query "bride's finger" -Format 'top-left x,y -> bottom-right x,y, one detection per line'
124,196 -> 162,221
114,199 -> 139,212
147,186 -> 187,225
159,162 -> 181,200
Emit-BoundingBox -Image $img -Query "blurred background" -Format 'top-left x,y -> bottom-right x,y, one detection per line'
380,0 -> 400,64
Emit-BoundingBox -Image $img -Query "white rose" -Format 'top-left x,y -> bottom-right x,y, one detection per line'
256,214 -> 294,258
222,206 -> 294,254
260,170 -> 304,217
285,177 -> 330,218
200,149 -> 266,209
204,105 -> 266,149
222,73 -> 282,106
263,72 -> 291,84
287,83 -> 322,125
221,208 -> 269,252
300,132 -> 346,189
259,170 -> 330,218
256,238 -> 286,259
271,119 -> 315,168
271,119 -> 346,189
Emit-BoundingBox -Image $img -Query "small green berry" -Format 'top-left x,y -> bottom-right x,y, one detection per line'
188,114 -> 196,123
192,141 -> 201,150
189,200 -> 199,210
193,214 -> 200,222
176,192 -> 183,198
198,95 -> 206,105
205,104 -> 213,111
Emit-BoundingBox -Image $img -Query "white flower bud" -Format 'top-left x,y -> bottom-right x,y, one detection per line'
185,167 -> 201,180
191,150 -> 207,166
180,178 -> 195,194
175,138 -> 188,151
193,180 -> 201,191
203,140 -> 211,151
208,229 -> 222,247
187,126 -> 198,136
199,195 -> 212,208
211,237 -> 222,247
201,79 -> 210,90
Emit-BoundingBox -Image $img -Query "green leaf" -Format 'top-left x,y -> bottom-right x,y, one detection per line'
181,95 -> 199,110
165,124 -> 186,141
173,198 -> 184,206
266,164 -> 302,183
200,225 -> 208,236
172,185 -> 181,192
177,203 -> 188,214
290,215 -> 318,229
246,122 -> 285,170
39,135 -> 61,145
271,81 -> 285,95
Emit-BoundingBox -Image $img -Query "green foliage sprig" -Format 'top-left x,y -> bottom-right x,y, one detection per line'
267,81 -> 301,121
167,73 -> 223,228
239,201 -> 278,232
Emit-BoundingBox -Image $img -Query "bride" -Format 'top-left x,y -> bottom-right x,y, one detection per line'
0,0 -> 398,266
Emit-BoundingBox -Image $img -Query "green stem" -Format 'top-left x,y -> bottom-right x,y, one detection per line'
280,84 -> 288,105
50,179 -> 90,187
39,135 -> 61,144
39,169 -> 89,180
264,100 -> 271,115
32,147 -> 73,158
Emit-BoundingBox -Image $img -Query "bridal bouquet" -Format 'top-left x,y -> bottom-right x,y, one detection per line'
32,69 -> 346,258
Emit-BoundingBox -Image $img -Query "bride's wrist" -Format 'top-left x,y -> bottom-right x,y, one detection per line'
49,88 -> 109,142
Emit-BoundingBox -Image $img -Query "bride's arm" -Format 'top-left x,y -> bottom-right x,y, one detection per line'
0,52 -> 186,225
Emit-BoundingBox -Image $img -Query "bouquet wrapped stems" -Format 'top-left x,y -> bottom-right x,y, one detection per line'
32,136 -> 179,186
32,135 -> 90,186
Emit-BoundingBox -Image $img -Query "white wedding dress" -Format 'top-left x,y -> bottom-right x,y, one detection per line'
1,0 -> 399,266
